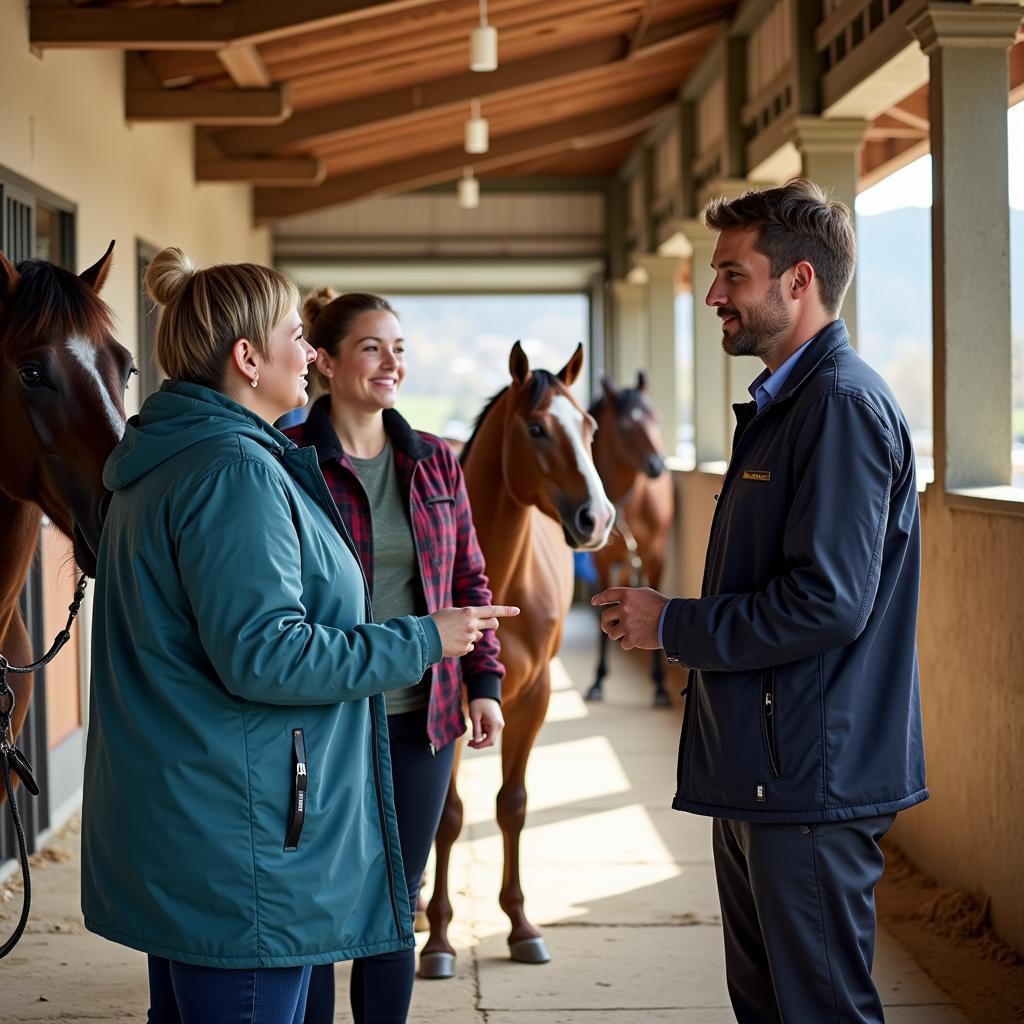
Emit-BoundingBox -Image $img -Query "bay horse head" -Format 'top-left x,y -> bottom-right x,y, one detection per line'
0,242 -> 133,576
596,371 -> 666,479
473,341 -> 614,551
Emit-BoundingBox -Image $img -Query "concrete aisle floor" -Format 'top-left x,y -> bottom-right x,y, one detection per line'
0,608 -> 968,1023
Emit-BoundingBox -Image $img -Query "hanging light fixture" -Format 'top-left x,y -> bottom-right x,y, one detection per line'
464,98 -> 489,154
470,0 -> 497,72
458,167 -> 480,209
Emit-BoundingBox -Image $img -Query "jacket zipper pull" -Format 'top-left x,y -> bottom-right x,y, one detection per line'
764,692 -> 773,716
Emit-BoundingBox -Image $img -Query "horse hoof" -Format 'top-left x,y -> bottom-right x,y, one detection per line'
584,684 -> 603,702
418,951 -> 456,979
509,937 -> 551,964
414,909 -> 429,933
653,690 -> 671,708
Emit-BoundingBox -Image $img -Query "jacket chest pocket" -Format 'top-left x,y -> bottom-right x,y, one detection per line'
424,495 -> 457,564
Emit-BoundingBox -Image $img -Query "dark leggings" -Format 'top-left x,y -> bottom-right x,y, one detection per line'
304,707 -> 455,1024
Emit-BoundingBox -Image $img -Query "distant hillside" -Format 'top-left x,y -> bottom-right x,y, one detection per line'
855,206 -> 1024,435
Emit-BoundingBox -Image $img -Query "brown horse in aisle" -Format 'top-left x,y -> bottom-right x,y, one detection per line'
420,341 -> 614,977
584,371 -> 674,706
0,243 -> 132,754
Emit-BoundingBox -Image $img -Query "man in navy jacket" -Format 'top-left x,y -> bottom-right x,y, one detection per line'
593,178 -> 927,1023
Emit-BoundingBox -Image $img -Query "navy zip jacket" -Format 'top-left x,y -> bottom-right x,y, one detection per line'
664,319 -> 928,823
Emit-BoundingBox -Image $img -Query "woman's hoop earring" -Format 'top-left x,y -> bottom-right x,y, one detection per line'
251,374 -> 259,389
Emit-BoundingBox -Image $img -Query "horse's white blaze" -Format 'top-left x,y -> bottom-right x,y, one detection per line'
548,394 -> 612,521
67,336 -> 123,437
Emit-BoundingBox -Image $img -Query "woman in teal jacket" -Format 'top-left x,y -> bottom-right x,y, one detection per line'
80,248 -> 516,1024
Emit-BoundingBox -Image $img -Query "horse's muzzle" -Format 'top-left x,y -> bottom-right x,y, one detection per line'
562,499 -> 614,551
72,522 -> 99,578
645,454 -> 666,479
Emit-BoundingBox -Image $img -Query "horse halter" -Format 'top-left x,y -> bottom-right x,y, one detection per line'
0,573 -> 88,959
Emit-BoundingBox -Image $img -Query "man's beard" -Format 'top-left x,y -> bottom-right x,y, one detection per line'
721,280 -> 790,357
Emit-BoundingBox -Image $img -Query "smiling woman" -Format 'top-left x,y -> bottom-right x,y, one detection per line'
283,287 -> 514,1024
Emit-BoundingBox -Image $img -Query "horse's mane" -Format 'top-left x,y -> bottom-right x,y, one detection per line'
460,368 -> 560,466
2,260 -> 114,352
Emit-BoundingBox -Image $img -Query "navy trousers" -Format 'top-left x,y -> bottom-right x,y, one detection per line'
304,707 -> 456,1024
713,813 -> 895,1024
147,956 -> 311,1024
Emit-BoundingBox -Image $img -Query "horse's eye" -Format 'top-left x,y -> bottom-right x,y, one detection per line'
18,366 -> 44,388
527,422 -> 546,440
125,365 -> 139,389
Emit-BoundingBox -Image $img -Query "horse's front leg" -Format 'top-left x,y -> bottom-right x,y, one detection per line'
419,750 -> 464,979
497,672 -> 551,963
585,625 -> 609,702
0,609 -> 34,805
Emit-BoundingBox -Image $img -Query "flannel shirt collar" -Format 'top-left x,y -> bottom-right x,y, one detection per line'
303,395 -> 435,465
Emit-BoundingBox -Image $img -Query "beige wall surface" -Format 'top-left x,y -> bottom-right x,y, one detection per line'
0,0 -> 270,416
893,489 -> 1024,955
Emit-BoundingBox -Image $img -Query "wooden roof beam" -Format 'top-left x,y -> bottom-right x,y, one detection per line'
196,131 -> 324,183
125,54 -> 290,125
215,10 -> 728,157
198,157 -> 326,185
254,97 -> 671,221
217,44 -> 273,88
30,0 -> 440,51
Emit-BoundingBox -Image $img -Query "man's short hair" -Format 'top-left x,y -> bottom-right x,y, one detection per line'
703,179 -> 856,315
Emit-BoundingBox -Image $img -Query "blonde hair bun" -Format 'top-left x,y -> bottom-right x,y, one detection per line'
146,247 -> 196,308
302,287 -> 337,328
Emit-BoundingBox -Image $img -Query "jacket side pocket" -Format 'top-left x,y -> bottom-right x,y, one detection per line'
284,728 -> 308,851
761,672 -> 781,780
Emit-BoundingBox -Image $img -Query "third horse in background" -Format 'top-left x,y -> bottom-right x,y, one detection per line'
585,371 -> 675,707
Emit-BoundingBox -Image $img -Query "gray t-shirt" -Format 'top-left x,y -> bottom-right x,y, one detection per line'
349,441 -> 428,714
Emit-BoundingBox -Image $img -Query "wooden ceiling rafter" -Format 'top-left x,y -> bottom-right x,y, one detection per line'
210,12 -> 724,158
145,0 -> 703,94
124,50 -> 289,123
254,97 -> 672,221
311,66 -> 688,175
30,0 -> 447,50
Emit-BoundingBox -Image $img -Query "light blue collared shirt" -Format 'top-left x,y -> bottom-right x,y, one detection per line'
748,336 -> 815,411
656,336 -> 815,648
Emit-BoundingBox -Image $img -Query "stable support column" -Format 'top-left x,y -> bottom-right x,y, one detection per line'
681,219 -> 730,465
636,255 -> 681,458
609,279 -> 647,386
909,3 -> 1020,490
792,117 -> 870,345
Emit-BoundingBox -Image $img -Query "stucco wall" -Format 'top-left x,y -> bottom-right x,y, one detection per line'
892,488 -> 1024,955
0,0 -> 270,414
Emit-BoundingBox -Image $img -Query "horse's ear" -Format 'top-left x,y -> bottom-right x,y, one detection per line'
557,342 -> 585,386
80,240 -> 115,293
636,369 -> 648,392
601,375 -> 618,403
509,341 -> 531,386
0,250 -> 20,302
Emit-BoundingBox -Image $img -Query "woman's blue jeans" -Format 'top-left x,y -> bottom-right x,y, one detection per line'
147,955 -> 312,1024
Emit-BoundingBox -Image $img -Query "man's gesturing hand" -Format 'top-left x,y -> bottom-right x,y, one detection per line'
591,587 -> 668,651
430,605 -> 520,658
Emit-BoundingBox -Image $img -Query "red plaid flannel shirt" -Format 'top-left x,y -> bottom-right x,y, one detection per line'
284,397 -> 503,749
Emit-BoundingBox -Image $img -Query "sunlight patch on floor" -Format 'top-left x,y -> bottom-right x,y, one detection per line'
460,735 -> 632,827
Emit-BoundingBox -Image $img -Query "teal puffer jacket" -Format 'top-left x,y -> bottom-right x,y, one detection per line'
81,381 -> 442,968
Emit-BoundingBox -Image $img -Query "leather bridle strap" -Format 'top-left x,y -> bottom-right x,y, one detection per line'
0,573 -> 88,959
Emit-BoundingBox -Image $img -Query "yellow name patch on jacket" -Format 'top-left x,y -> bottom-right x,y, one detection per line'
742,470 -> 772,482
